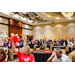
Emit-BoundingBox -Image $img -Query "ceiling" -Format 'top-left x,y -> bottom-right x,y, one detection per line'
0,12 -> 75,25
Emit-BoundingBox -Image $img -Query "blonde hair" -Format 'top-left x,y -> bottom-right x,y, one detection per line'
69,51 -> 75,60
23,45 -> 31,54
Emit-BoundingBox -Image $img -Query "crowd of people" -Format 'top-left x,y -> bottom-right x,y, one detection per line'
0,36 -> 75,62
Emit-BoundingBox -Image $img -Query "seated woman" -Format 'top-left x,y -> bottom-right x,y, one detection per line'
0,49 -> 7,62
12,41 -> 35,62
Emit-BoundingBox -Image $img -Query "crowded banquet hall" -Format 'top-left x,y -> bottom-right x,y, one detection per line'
0,12 -> 75,62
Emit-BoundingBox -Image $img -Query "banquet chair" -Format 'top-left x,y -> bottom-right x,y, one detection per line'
40,46 -> 42,49
45,48 -> 49,50
61,49 -> 66,54
54,48 -> 56,51
65,46 -> 69,52
36,48 -> 40,50
42,45 -> 45,49
71,45 -> 74,51
5,55 -> 8,61
6,49 -> 9,55
33,45 -> 36,50
30,49 -> 33,51
51,44 -> 53,50
65,46 -> 69,54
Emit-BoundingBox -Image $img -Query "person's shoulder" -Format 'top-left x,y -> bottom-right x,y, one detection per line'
62,54 -> 69,58
30,54 -> 34,57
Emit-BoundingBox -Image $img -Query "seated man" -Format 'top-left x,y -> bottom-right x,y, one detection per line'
47,48 -> 69,62
56,40 -> 60,46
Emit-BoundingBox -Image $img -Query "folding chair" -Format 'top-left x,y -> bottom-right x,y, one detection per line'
30,49 -> 33,51
45,48 -> 49,50
61,49 -> 66,55
36,48 -> 40,50
71,45 -> 74,51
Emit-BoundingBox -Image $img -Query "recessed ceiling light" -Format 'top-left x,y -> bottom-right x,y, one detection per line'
56,17 -> 60,19
47,15 -> 50,17
43,12 -> 44,14
68,17 -> 73,19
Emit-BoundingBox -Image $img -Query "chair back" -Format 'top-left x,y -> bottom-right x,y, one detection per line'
61,49 -> 66,54
65,46 -> 69,52
71,45 -> 74,51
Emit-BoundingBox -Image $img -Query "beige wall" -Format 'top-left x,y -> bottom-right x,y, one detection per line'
22,24 -> 32,29
22,29 -> 33,39
33,21 -> 75,40
0,24 -> 8,46
0,17 -> 8,24
0,17 -> 9,46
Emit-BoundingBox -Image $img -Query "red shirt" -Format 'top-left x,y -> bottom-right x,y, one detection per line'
17,51 -> 35,62
1,60 -> 7,62
2,60 -> 7,62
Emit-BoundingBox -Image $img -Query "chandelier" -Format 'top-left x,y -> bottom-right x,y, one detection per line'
61,12 -> 74,18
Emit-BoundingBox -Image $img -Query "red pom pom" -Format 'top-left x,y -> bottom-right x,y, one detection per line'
10,35 -> 19,43
45,52 -> 49,53
31,50 -> 35,52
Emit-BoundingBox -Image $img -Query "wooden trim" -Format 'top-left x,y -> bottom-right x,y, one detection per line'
0,23 -> 9,26
22,23 -> 32,26
0,15 -> 33,26
10,24 -> 32,31
22,28 -> 32,31
0,16 -> 9,19
8,19 -> 10,37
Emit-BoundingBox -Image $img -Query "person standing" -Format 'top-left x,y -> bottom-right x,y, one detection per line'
1,37 -> 8,51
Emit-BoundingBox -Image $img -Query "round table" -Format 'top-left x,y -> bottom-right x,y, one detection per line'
31,50 -> 52,62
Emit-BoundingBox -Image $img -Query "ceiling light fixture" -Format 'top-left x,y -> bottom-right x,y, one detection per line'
47,15 -> 50,17
56,17 -> 60,19
68,17 -> 73,19
61,12 -> 74,18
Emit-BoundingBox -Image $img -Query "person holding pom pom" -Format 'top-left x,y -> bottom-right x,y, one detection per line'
11,35 -> 35,62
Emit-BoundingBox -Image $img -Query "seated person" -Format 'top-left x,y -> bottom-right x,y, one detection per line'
63,39 -> 68,46
19,39 -> 23,48
67,38 -> 74,52
47,48 -> 69,62
39,39 -> 42,46
54,39 -> 56,43
60,39 -> 64,46
8,39 -> 12,48
36,40 -> 40,48
56,40 -> 60,46
0,49 -> 7,62
72,38 -> 74,44
47,40 -> 52,49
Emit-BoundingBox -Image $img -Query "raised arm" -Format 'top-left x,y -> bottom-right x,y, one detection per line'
12,41 -> 18,55
47,54 -> 55,62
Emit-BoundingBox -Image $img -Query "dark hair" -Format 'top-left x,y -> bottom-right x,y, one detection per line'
0,49 -> 6,61
20,39 -> 22,42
